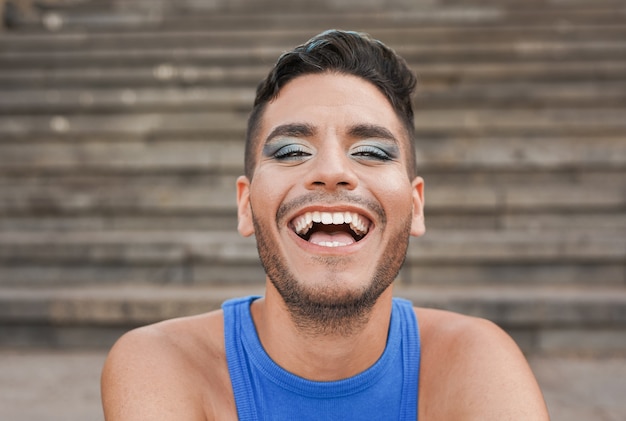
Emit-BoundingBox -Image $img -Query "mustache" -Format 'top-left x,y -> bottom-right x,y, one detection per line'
275,191 -> 386,227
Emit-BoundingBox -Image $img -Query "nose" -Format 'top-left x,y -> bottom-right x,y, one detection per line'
304,144 -> 359,191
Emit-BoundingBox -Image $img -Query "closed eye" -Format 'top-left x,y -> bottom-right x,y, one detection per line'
351,145 -> 394,161
273,144 -> 312,161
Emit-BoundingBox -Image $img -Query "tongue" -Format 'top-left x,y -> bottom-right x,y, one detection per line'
308,231 -> 355,246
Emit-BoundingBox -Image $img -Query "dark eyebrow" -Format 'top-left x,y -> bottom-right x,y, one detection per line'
265,123 -> 316,144
348,124 -> 398,143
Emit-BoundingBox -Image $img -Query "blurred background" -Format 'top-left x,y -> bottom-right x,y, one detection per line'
0,0 -> 625,420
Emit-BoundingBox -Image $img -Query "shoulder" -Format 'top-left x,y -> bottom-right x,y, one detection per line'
101,310 -> 235,420
414,307 -> 549,420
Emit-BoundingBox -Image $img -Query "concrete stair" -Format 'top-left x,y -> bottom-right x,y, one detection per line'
1,0 -> 625,354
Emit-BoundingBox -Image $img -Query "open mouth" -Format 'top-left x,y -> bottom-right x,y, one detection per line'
291,211 -> 371,248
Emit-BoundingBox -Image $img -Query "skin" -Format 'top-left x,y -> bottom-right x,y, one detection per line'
101,73 -> 549,420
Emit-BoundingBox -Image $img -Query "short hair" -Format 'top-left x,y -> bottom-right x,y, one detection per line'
244,29 -> 418,178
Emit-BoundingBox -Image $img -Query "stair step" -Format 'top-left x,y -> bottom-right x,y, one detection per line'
0,214 -> 240,232
1,284 -> 624,354
2,108 -> 626,137
2,134 -> 624,173
12,3 -> 626,32
0,170 -> 623,213
4,24 -> 626,52
1,284 -> 623,327
1,212 -> 625,234
2,61 -> 626,89
2,40 -> 625,69
0,230 -> 623,286
0,87 -> 255,114
2,82 -> 626,114
0,64 -> 268,89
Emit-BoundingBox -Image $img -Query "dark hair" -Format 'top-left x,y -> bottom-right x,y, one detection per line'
244,29 -> 418,178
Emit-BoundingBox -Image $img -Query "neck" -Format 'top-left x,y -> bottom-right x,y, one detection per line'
251,282 -> 394,381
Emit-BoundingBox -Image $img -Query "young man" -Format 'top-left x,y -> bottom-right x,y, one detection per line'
101,30 -> 549,420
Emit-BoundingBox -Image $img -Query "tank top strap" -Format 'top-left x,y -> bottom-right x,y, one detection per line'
392,297 -> 421,420
223,296 -> 261,421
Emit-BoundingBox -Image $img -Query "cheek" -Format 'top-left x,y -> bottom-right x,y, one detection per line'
249,170 -> 289,221
250,186 -> 277,216
369,171 -> 414,206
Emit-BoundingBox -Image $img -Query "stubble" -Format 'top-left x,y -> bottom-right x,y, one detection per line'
251,193 -> 412,337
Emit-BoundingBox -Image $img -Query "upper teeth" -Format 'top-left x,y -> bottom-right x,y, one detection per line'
292,211 -> 370,237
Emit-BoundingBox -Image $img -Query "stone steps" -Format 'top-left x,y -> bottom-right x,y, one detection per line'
2,212 -> 625,234
1,171 -> 623,230
11,2 -> 626,33
2,134 -> 624,172
1,283 -> 624,354
2,82 -> 626,114
4,24 -> 626,52
2,39 -> 625,69
0,230 -> 623,287
2,108 -> 626,137
1,0 -> 624,352
1,169 -> 623,208
2,60 -> 626,89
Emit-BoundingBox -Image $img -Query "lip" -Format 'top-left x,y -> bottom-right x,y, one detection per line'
285,205 -> 375,254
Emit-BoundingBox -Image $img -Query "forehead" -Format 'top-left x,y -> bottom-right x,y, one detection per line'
258,73 -> 408,147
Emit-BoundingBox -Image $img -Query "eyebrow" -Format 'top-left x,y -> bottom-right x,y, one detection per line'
348,124 -> 399,144
264,123 -> 316,144
263,122 -> 400,149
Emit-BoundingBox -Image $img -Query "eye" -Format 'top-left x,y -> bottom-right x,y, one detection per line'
273,144 -> 312,161
351,145 -> 393,161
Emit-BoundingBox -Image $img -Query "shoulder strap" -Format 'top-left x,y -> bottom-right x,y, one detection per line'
223,296 -> 260,421
393,298 -> 421,420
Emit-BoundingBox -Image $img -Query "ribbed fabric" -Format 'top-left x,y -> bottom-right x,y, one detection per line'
223,296 -> 420,421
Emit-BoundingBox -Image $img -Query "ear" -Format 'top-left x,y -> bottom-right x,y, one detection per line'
410,176 -> 426,237
236,175 -> 255,237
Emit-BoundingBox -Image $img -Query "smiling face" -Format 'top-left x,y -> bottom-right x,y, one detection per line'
237,73 -> 425,334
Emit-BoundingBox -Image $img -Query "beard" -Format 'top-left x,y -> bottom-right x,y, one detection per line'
250,193 -> 412,337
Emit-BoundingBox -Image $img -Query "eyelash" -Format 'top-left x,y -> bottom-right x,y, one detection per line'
270,144 -> 394,162
351,145 -> 392,161
273,144 -> 311,161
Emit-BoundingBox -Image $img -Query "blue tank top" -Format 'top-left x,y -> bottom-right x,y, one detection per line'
223,296 -> 421,420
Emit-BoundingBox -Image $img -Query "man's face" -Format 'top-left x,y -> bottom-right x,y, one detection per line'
237,73 -> 425,332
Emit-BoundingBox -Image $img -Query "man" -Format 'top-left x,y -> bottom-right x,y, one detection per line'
101,30 -> 549,420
